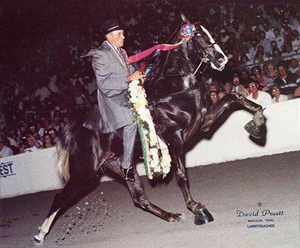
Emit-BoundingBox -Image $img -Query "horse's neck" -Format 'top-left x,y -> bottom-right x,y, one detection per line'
165,44 -> 195,74
146,44 -> 198,101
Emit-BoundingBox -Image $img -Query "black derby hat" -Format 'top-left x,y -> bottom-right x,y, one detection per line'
101,19 -> 123,35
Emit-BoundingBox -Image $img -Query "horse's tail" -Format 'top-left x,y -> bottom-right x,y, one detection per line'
57,142 -> 70,183
56,122 -> 76,183
56,109 -> 101,183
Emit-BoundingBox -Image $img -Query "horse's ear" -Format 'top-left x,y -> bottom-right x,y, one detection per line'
180,12 -> 189,23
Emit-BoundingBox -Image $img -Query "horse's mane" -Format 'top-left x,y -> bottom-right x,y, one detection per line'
143,25 -> 200,102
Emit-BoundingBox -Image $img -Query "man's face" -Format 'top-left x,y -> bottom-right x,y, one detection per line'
267,64 -> 274,73
107,30 -> 125,48
248,82 -> 258,94
278,66 -> 287,77
232,76 -> 240,86
210,92 -> 218,103
263,24 -> 269,31
290,59 -> 297,68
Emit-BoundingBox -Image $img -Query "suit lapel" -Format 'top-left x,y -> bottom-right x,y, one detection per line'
103,41 -> 128,74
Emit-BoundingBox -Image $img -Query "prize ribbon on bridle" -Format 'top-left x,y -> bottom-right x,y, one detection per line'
128,22 -> 196,64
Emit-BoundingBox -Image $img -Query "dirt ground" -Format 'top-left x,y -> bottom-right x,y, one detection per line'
1,151 -> 299,248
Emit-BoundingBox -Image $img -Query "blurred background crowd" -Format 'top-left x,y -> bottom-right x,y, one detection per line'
1,0 -> 300,157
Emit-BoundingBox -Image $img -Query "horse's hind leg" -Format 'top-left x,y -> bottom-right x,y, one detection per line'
201,93 -> 265,138
34,144 -> 98,245
33,175 -> 95,245
102,159 -> 184,222
168,131 -> 214,225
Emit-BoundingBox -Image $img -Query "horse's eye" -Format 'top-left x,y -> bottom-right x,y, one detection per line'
196,33 -> 201,37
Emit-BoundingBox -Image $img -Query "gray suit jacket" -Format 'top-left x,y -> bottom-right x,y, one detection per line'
92,41 -> 135,133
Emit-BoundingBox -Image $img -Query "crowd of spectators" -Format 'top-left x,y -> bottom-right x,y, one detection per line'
1,1 -> 300,158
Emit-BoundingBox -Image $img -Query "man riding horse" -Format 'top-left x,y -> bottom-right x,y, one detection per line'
92,19 -> 144,181
33,14 -> 266,245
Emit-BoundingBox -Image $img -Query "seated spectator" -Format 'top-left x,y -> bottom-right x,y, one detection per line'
271,48 -> 282,66
207,81 -> 220,92
232,74 -> 245,94
221,82 -> 233,95
42,133 -> 55,149
248,40 -> 258,62
36,119 -> 45,138
270,84 -> 289,103
20,133 -> 42,153
254,50 -> 266,65
271,40 -> 279,53
246,80 -> 273,106
0,137 -> 13,158
258,31 -> 272,57
291,29 -> 300,52
288,58 -> 299,74
50,116 -> 60,131
274,63 -> 300,97
218,91 -> 226,100
251,66 -> 265,89
262,62 -> 278,88
294,86 -> 300,98
240,69 -> 250,85
208,90 -> 218,106
240,87 -> 250,98
262,22 -> 274,41
35,81 -> 51,102
0,113 -> 6,129
46,128 -> 59,144
272,28 -> 284,51
7,128 -> 19,145
282,44 -> 296,61
240,54 -> 252,71
62,115 -> 69,125
28,122 -> 41,141
59,119 -> 66,131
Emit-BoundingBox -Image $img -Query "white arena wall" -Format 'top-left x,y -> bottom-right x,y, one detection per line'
1,99 -> 299,199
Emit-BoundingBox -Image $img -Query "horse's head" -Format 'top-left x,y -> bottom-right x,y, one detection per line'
192,24 -> 228,71
180,15 -> 228,71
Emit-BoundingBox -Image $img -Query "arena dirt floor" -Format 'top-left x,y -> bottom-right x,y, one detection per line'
1,151 -> 299,248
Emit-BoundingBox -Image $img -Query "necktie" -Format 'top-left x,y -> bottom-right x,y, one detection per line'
117,49 -> 129,74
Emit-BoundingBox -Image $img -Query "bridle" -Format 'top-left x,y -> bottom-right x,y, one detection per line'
146,28 -> 217,79
146,27 -> 220,105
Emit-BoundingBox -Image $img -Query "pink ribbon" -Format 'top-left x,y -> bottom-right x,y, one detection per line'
128,22 -> 197,64
128,43 -> 182,64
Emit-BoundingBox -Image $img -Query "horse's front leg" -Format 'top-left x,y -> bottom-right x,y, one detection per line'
169,132 -> 214,225
201,93 -> 265,139
102,159 -> 184,222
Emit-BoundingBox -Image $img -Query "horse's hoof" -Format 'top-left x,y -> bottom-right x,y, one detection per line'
169,213 -> 185,222
33,236 -> 44,246
194,208 -> 214,225
244,120 -> 263,139
175,213 -> 185,222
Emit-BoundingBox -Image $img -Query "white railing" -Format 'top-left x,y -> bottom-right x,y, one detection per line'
1,99 -> 299,199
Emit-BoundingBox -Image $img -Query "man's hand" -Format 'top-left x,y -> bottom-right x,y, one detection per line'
127,70 -> 145,82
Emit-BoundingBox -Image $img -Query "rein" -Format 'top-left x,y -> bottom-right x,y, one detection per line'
145,34 -> 216,79
144,43 -> 210,80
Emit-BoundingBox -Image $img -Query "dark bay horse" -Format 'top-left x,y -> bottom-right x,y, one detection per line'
34,17 -> 266,244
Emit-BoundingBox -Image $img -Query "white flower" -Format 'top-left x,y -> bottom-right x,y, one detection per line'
128,81 -> 172,179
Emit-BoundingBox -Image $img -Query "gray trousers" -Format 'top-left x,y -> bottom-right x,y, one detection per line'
121,122 -> 138,169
